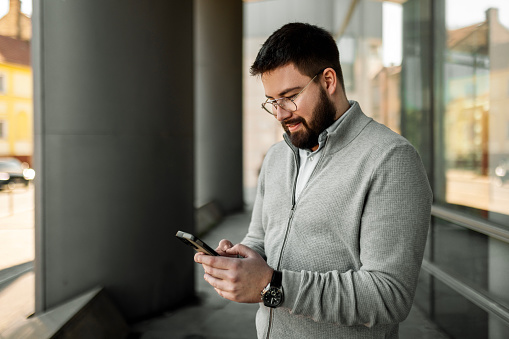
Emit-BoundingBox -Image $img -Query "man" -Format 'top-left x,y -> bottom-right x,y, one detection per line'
195,22 -> 432,338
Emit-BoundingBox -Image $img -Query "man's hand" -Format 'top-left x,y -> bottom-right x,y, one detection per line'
194,243 -> 273,303
215,239 -> 235,257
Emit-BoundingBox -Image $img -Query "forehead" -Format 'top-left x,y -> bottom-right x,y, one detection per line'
261,63 -> 309,98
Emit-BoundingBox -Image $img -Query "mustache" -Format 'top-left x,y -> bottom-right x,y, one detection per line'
282,117 -> 305,128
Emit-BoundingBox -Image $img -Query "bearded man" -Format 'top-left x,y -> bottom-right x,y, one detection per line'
195,22 -> 432,339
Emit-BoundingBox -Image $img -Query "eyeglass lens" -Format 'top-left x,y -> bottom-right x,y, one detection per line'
263,98 -> 297,115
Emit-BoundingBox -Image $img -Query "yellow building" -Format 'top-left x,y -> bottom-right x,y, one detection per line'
0,34 -> 32,165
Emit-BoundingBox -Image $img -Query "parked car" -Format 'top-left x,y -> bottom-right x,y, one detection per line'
0,157 -> 35,191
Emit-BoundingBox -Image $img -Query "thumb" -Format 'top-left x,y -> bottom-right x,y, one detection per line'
225,244 -> 256,258
216,239 -> 234,252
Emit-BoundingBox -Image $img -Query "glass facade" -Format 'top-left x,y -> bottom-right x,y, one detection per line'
395,0 -> 509,338
244,1 -> 509,337
436,1 -> 509,220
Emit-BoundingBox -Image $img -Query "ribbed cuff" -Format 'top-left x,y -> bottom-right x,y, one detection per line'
280,269 -> 302,310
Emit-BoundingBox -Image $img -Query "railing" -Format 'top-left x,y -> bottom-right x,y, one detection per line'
431,205 -> 509,244
422,205 -> 509,327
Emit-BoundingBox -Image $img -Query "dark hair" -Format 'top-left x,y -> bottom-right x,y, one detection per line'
250,22 -> 345,91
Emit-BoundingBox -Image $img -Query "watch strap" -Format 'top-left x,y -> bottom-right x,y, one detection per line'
271,270 -> 282,287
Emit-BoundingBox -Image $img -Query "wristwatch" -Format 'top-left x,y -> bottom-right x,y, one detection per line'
261,270 -> 284,308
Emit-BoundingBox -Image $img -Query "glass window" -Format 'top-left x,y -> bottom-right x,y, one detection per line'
0,120 -> 6,139
434,218 -> 489,290
338,36 -> 356,92
434,279 -> 489,339
398,0 -> 433,176
435,0 -> 509,221
0,74 -> 5,93
430,217 -> 509,338
369,2 -> 402,135
0,0 -> 34,333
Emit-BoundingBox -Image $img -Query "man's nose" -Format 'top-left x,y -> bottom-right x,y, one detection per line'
276,106 -> 292,121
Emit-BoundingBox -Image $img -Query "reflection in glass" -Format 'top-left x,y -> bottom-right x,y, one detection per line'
441,4 -> 509,217
434,279 -> 488,339
434,218 -> 488,290
429,217 -> 509,338
371,2 -> 402,135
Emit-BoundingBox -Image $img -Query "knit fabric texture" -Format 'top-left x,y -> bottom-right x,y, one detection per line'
242,101 -> 433,339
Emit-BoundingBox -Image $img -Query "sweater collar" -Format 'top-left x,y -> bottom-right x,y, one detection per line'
283,100 -> 372,155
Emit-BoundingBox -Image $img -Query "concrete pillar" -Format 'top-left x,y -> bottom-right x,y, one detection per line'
32,0 -> 195,320
488,237 -> 509,338
194,0 -> 244,220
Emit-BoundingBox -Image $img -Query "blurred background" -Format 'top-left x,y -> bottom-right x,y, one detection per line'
0,0 -> 508,338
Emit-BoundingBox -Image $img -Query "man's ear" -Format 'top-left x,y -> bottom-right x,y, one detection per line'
322,68 -> 337,95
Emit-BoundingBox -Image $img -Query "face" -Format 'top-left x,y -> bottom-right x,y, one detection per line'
282,86 -> 337,150
262,64 -> 337,150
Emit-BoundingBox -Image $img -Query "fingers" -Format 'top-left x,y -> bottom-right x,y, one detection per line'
195,252 -> 239,270
216,239 -> 237,257
217,239 -> 234,252
204,273 -> 240,301
202,262 -> 230,281
204,272 -> 227,291
204,273 -> 221,290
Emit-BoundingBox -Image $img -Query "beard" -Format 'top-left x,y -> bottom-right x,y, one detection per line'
282,87 -> 337,150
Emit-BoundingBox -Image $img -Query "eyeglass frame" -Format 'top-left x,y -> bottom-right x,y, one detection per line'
261,68 -> 326,116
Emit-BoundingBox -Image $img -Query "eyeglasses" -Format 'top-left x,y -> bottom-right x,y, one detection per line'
261,69 -> 324,116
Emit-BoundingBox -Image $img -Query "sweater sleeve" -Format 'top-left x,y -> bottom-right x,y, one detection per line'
281,144 -> 432,326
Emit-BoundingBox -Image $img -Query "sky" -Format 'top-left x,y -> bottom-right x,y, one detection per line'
383,2 -> 402,66
0,0 -> 32,17
446,0 -> 509,29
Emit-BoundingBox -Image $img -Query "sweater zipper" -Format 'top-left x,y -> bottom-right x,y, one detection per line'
302,135 -> 329,195
266,206 -> 296,339
277,139 -> 299,270
277,136 -> 329,274
265,136 -> 329,339
266,141 -> 299,339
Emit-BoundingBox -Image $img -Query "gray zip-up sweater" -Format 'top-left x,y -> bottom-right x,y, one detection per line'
242,101 -> 432,338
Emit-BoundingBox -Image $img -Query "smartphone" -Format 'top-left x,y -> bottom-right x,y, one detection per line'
175,231 -> 219,256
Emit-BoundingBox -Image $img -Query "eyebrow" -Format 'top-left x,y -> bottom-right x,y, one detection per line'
265,86 -> 302,99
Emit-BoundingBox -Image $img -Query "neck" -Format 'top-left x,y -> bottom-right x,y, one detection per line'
334,97 -> 350,121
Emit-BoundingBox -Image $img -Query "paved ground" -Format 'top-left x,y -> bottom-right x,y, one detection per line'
0,187 -> 35,271
131,211 -> 450,339
0,188 -> 35,334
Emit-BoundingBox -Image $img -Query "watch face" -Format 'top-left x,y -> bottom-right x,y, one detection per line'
263,287 -> 283,307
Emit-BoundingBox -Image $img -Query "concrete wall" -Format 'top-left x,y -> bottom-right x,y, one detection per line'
195,0 -> 244,215
33,0 -> 195,320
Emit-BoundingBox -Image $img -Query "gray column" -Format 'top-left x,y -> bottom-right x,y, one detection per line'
33,0 -> 195,320
194,0 -> 244,217
488,237 -> 509,338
